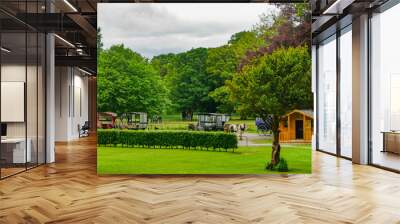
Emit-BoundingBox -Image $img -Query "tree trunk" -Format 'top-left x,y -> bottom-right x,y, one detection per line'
266,116 -> 281,170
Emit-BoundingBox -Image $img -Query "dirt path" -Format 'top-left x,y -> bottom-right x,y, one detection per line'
237,133 -> 271,146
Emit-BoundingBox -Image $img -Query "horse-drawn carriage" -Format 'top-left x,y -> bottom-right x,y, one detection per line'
189,113 -> 231,131
255,116 -> 272,135
97,112 -> 117,129
119,112 -> 148,130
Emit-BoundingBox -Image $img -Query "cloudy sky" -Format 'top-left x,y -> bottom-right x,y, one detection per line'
98,4 -> 277,58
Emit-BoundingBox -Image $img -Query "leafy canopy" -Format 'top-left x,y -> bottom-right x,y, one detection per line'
228,46 -> 312,123
98,4 -> 312,118
97,45 -> 169,116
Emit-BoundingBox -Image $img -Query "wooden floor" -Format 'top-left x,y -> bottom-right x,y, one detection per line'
1,136 -> 400,223
372,151 -> 400,171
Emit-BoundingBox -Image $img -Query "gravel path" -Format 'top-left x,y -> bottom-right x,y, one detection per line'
237,133 -> 310,149
237,133 -> 271,146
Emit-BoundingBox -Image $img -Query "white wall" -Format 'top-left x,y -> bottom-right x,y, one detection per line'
311,45 -> 317,151
1,63 -> 46,164
1,65 -> 42,137
55,66 -> 70,141
46,33 -> 55,163
55,67 -> 89,141
352,14 -> 369,164
340,29 -> 353,158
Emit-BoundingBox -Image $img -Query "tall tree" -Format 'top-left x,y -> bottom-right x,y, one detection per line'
240,3 -> 311,69
153,48 -> 218,117
228,46 -> 312,169
206,45 -> 237,113
207,31 -> 265,114
169,48 -> 216,116
97,44 -> 169,116
97,27 -> 103,58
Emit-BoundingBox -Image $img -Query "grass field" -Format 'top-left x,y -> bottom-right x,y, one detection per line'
100,114 -> 311,174
97,145 -> 311,174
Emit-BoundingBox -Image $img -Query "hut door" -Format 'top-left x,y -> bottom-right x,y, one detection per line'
295,120 -> 304,139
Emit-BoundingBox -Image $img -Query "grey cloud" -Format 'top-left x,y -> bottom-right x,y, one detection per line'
100,4 -> 247,38
98,4 -> 274,58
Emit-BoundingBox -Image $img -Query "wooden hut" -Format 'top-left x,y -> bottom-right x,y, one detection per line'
279,109 -> 314,143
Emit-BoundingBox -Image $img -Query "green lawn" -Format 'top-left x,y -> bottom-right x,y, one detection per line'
97,145 -> 311,174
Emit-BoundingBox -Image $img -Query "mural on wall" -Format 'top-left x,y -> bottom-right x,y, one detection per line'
96,3 -> 313,174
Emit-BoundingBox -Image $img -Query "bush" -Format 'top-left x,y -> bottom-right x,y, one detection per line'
97,130 -> 238,150
277,158 -> 289,172
265,158 -> 289,172
97,129 -> 120,146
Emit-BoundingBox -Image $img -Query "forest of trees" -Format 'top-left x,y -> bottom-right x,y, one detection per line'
97,4 -> 312,120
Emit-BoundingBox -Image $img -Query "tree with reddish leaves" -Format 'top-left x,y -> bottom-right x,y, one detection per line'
239,4 -> 311,70
229,4 -> 312,170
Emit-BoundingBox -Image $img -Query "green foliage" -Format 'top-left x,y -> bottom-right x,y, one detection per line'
208,86 -> 234,113
228,31 -> 264,59
97,45 -> 169,115
98,7 -> 311,120
150,30 -> 265,115
277,158 -> 289,172
97,27 -> 103,57
172,48 -> 214,113
97,129 -> 120,146
266,157 -> 289,171
153,48 -> 218,113
206,31 -> 264,114
228,46 -> 312,132
97,130 -> 238,150
151,53 -> 178,78
206,45 -> 236,88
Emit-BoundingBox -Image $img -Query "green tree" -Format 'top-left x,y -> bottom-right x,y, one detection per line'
151,53 -> 178,79
97,27 -> 103,58
207,31 -> 265,114
151,31 -> 267,115
151,53 -> 179,113
227,46 -> 312,169
206,46 -> 236,113
229,31 -> 264,59
97,45 -> 169,116
170,48 -> 216,116
153,48 -> 217,117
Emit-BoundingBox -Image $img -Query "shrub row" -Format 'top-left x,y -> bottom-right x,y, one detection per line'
97,130 -> 238,150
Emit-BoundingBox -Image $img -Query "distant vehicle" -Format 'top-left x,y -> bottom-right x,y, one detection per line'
255,116 -> 272,135
192,113 -> 231,131
97,112 -> 117,129
120,112 -> 148,130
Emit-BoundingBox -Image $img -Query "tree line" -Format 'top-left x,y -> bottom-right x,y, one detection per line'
97,4 -> 313,169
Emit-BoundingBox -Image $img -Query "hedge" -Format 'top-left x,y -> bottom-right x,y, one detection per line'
97,130 -> 238,151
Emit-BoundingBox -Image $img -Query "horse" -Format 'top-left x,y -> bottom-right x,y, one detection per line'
224,124 -> 247,140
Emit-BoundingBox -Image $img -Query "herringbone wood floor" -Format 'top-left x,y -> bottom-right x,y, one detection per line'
0,136 -> 400,224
